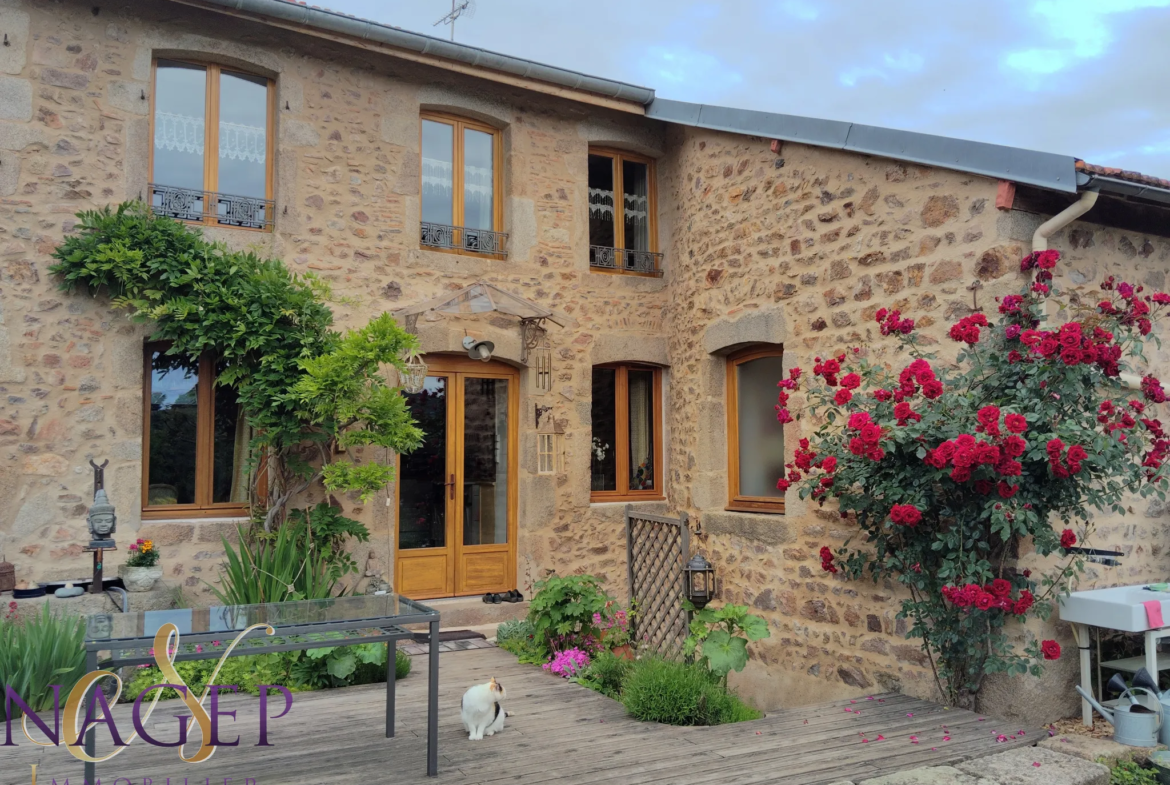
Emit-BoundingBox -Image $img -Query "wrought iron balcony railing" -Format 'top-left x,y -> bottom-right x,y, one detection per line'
589,246 -> 664,277
149,183 -> 275,231
420,222 -> 508,256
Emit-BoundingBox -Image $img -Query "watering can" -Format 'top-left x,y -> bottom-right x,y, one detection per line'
1076,682 -> 1163,747
1131,668 -> 1170,746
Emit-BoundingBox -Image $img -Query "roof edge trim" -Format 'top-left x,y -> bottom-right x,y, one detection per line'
186,0 -> 655,106
647,98 -> 1078,194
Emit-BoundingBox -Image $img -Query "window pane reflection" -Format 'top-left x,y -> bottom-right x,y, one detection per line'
588,154 -> 615,248
590,369 -> 617,492
153,60 -> 206,205
399,377 -> 447,549
216,70 -> 268,198
147,351 -> 199,506
463,378 -> 508,546
737,356 -> 786,497
422,120 -> 454,226
627,370 -> 654,491
463,128 -> 493,230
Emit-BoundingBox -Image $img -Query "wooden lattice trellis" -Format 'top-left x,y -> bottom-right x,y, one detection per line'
625,506 -> 690,657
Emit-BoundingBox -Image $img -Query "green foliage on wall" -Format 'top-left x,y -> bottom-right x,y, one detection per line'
49,203 -> 423,527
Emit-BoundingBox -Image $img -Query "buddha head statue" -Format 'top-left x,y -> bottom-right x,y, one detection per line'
87,488 -> 117,540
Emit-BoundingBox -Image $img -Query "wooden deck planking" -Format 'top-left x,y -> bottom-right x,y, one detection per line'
0,647 -> 1040,785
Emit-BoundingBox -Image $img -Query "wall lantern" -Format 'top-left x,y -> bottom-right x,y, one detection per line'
399,349 -> 428,395
684,554 -> 716,610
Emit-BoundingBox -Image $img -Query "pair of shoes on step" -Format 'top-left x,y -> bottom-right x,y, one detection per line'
482,590 -> 524,604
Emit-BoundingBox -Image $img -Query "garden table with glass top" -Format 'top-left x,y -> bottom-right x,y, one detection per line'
81,594 -> 441,780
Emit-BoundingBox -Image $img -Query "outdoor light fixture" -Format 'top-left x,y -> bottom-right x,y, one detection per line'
463,336 -> 495,362
399,349 -> 428,394
684,553 -> 716,609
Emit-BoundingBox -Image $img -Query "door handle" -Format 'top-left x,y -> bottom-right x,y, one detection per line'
446,473 -> 455,500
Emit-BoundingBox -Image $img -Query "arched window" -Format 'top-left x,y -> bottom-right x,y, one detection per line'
420,112 -> 504,255
149,59 -> 275,231
590,364 -> 663,501
727,346 -> 786,513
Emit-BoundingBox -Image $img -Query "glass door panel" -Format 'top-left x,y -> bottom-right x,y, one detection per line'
462,377 -> 509,546
399,377 -> 449,550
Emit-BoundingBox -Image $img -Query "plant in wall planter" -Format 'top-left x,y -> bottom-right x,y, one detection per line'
119,538 -> 162,592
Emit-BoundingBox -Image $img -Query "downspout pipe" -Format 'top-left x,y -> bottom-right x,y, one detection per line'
1032,189 -> 1099,252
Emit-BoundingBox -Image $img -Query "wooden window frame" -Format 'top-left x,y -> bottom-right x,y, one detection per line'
726,345 -> 786,514
589,363 -> 664,503
141,343 -> 253,519
148,58 -> 276,233
418,111 -> 504,257
587,147 -> 659,277
537,433 -> 556,475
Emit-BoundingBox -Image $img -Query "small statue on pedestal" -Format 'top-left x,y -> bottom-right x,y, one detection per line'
86,459 -> 116,594
86,460 -> 116,548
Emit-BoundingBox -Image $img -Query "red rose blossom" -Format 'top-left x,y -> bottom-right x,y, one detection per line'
1004,414 -> 1027,434
1041,640 -> 1061,660
1060,529 -> 1077,549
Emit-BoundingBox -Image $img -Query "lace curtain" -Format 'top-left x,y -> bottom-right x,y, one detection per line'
628,372 -> 653,489
154,112 -> 266,165
422,157 -> 494,226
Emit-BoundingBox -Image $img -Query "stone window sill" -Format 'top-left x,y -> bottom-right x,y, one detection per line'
702,510 -> 794,546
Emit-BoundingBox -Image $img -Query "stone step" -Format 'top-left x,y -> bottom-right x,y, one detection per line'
400,594 -> 528,631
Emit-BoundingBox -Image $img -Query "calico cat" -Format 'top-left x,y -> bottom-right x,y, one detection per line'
460,677 -> 507,740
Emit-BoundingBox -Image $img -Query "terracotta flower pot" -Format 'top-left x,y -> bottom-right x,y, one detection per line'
118,564 -> 162,593
611,644 -> 635,661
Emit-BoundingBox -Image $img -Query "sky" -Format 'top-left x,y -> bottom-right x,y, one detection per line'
323,0 -> 1170,178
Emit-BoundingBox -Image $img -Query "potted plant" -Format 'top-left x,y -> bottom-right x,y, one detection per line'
594,604 -> 634,660
119,538 -> 161,592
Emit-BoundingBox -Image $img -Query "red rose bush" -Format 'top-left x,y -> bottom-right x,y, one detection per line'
777,250 -> 1170,706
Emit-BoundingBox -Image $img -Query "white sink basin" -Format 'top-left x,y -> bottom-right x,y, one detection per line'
1059,584 -> 1170,632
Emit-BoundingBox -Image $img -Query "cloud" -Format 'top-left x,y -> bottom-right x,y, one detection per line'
839,50 -> 925,87
323,0 -> 1170,177
636,45 -> 743,98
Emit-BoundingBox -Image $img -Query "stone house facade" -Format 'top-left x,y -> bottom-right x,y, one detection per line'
2,0 -> 1169,724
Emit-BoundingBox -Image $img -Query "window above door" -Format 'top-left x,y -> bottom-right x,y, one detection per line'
149,59 -> 275,232
420,112 -> 508,257
588,148 -> 662,277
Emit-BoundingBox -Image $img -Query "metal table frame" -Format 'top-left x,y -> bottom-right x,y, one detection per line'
82,598 -> 442,780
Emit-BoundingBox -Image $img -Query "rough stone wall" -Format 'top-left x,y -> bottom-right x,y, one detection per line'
656,123 -> 1170,717
4,0 -> 1170,727
0,0 -> 667,602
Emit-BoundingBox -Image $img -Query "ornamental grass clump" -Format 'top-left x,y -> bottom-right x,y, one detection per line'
621,657 -> 761,726
780,250 -> 1170,707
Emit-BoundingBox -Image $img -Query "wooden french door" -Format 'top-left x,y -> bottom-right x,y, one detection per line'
395,356 -> 518,599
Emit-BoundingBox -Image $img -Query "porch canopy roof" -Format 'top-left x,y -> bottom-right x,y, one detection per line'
393,281 -> 575,328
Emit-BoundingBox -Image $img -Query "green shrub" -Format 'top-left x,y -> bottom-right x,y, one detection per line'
122,651 -> 298,703
496,618 -> 535,645
1111,761 -> 1158,785
578,650 -> 632,699
621,657 -> 762,726
527,574 -> 611,652
121,644 -> 410,703
684,602 -> 770,685
0,604 -> 86,718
